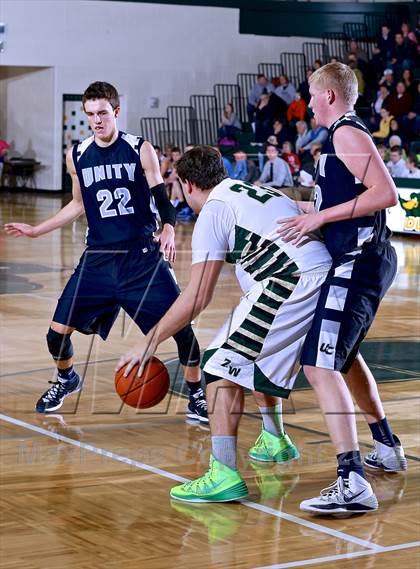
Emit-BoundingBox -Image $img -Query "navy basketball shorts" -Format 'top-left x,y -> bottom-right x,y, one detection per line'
52,238 -> 181,340
300,242 -> 397,373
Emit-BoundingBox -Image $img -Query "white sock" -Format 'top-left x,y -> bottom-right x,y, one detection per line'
259,402 -> 284,436
212,436 -> 237,470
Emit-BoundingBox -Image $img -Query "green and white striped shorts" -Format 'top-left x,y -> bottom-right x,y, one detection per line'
201,269 -> 329,398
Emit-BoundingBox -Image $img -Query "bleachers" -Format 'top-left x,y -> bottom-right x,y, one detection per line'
140,12 -> 419,151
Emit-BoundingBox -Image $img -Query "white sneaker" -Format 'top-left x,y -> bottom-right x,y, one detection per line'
364,436 -> 407,472
300,471 -> 378,514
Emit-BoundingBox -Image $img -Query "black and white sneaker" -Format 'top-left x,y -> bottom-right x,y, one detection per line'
186,388 -> 209,423
300,472 -> 378,514
364,435 -> 407,472
36,374 -> 83,413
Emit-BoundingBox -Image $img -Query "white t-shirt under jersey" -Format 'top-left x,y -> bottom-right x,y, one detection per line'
192,178 -> 331,294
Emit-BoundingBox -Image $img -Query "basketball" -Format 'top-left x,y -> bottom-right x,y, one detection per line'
115,357 -> 170,409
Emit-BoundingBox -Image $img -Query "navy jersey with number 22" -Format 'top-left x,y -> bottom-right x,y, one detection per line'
73,131 -> 157,247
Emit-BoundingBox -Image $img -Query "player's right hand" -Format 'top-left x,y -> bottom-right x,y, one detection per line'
3,223 -> 38,238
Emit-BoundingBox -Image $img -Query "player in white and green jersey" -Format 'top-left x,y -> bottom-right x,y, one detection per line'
117,146 -> 332,503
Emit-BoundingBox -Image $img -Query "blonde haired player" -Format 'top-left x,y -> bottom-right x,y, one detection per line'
279,62 -> 407,514
118,146 -> 332,502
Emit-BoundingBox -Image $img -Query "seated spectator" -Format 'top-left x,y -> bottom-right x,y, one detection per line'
295,120 -> 309,154
232,149 -> 259,183
402,82 -> 420,142
406,154 -> 420,178
218,102 -> 241,142
388,117 -> 405,146
401,69 -> 416,97
372,25 -> 395,71
271,118 -> 290,146
388,135 -> 406,159
377,142 -> 388,163
384,81 -> 413,118
391,32 -> 418,71
161,146 -> 183,200
255,93 -> 276,143
299,69 -> 313,104
386,145 -> 409,177
222,155 -> 234,177
401,22 -> 418,45
298,117 -> 328,153
372,107 -> 393,141
298,146 -> 322,187
274,75 -> 297,106
370,85 -> 390,128
0,137 -> 10,183
247,74 -> 273,124
345,39 -> 368,65
281,141 -> 301,175
255,143 -> 293,188
153,144 -> 163,163
313,59 -> 323,70
347,53 -> 365,95
287,91 -> 307,123
378,68 -> 395,91
300,142 -> 322,173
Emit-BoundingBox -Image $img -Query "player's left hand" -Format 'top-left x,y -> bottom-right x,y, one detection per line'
154,224 -> 176,263
277,212 -> 325,244
116,335 -> 158,377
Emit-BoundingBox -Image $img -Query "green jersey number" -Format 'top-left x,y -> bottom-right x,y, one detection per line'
229,181 -> 279,204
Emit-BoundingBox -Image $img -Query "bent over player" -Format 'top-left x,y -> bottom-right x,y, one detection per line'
278,63 -> 407,514
4,81 -> 207,422
118,146 -> 332,502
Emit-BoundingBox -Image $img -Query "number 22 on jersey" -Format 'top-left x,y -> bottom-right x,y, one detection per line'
96,187 -> 134,218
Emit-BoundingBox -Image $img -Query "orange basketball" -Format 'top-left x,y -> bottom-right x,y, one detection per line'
115,357 -> 170,409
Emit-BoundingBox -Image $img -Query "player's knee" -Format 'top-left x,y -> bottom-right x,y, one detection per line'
46,327 -> 74,361
173,325 -> 200,367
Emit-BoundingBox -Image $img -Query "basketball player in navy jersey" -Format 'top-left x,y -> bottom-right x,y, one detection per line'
278,63 -> 407,514
4,82 -> 207,422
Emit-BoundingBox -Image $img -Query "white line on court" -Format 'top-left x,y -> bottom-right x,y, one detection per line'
0,412 -> 391,552
253,541 -> 420,569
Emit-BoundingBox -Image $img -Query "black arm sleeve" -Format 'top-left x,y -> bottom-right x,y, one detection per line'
150,183 -> 176,226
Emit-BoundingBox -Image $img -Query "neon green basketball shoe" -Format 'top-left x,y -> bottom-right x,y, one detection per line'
170,456 -> 249,503
248,428 -> 299,463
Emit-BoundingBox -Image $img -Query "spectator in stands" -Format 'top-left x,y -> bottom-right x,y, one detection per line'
371,85 -> 390,127
299,69 -> 313,104
388,117 -> 404,147
401,22 -> 418,45
345,39 -> 368,66
401,69 -> 416,97
281,141 -> 301,175
347,53 -> 365,95
384,81 -> 413,119
153,144 -> 163,163
388,135 -> 405,155
297,117 -> 328,153
255,143 -> 293,188
406,154 -> 420,178
386,146 -> 409,178
313,59 -> 323,70
295,120 -> 309,154
218,102 -> 241,142
378,68 -> 395,91
300,142 -> 322,173
247,74 -> 273,125
377,142 -> 388,163
287,91 -> 307,124
271,118 -> 290,147
298,146 -> 321,188
402,82 -> 420,142
274,75 -> 296,106
161,146 -> 182,197
0,138 -> 10,184
372,24 -> 394,70
254,93 -> 275,143
372,107 -> 393,142
391,32 -> 417,71
222,155 -> 234,178
232,149 -> 259,183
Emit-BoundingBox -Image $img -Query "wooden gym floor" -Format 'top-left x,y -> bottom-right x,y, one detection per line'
0,191 -> 419,569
